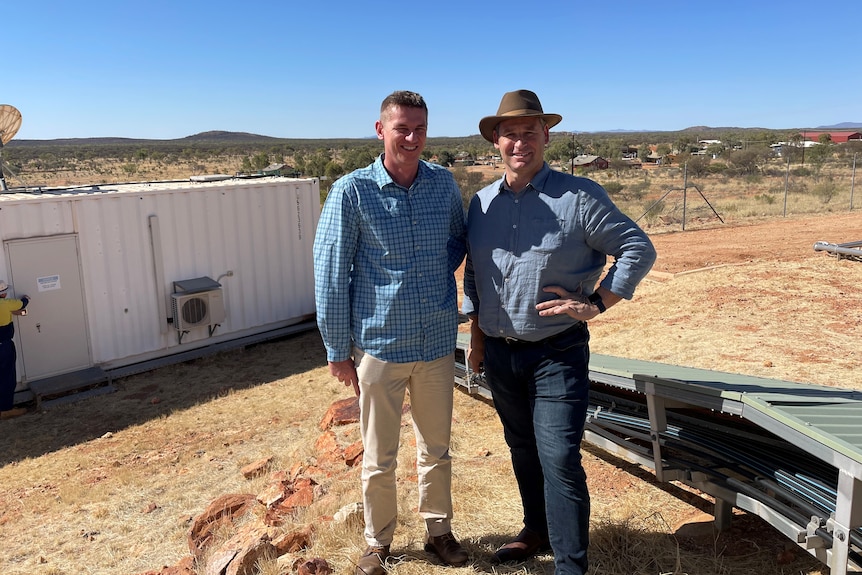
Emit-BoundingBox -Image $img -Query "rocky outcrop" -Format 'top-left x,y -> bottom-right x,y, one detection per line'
136,397 -> 364,575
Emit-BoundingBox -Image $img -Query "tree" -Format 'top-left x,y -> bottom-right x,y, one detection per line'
324,161 -> 345,181
705,143 -> 724,158
656,143 -> 672,158
686,155 -> 711,178
251,152 -> 269,170
608,158 -> 631,176
675,136 -> 696,154
546,140 -> 571,165
435,150 -> 455,167
637,144 -> 651,161
451,167 -> 491,209
726,148 -> 770,175
342,146 -> 378,172
805,143 -> 832,173
303,150 -> 332,177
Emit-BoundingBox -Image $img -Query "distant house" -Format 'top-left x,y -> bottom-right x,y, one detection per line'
643,152 -> 663,165
260,163 -> 300,177
572,155 -> 609,170
771,141 -> 820,156
454,152 -> 474,166
799,131 -> 862,144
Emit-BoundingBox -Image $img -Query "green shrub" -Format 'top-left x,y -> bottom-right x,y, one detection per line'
641,199 -> 665,226
813,181 -> 838,204
626,179 -> 651,201
786,180 -> 808,195
744,173 -> 763,184
603,181 -> 625,196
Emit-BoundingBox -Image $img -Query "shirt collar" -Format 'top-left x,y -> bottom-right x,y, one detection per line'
372,154 -> 427,190
499,162 -> 552,195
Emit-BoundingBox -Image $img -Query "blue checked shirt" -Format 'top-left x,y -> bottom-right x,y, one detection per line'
463,162 -> 656,342
313,155 -> 467,363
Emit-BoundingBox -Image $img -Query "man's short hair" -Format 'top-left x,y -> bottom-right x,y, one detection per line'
380,91 -> 427,116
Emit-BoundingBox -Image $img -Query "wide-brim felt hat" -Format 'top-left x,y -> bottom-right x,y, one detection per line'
479,89 -> 563,142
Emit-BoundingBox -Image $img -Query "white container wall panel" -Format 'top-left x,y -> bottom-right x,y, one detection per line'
0,198 -> 77,275
74,194 -> 167,363
72,178 -> 320,364
0,177 -> 320,368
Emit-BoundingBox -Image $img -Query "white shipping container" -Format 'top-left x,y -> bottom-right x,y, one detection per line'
0,176 -> 320,403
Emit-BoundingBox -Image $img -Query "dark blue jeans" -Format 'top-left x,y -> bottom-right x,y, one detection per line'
0,340 -> 18,411
484,323 -> 591,575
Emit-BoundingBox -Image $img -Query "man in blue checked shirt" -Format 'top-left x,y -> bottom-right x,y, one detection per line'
313,91 -> 468,575
463,90 -> 656,575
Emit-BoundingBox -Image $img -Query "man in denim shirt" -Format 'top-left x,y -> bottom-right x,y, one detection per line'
462,90 -> 656,575
313,91 -> 468,575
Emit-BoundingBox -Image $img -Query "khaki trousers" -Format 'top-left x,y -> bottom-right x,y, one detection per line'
354,349 -> 456,547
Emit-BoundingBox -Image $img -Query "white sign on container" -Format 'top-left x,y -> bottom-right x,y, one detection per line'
37,275 -> 61,292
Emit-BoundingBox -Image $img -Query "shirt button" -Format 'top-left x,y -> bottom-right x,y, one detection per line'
512,224 -> 517,229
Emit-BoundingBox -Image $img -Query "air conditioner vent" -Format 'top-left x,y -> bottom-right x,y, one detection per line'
171,289 -> 225,331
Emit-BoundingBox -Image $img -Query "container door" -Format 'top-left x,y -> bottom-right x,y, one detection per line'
6,235 -> 91,380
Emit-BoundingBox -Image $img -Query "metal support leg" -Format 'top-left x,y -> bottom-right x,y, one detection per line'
714,498 -> 732,531
644,392 -> 685,482
829,469 -> 862,575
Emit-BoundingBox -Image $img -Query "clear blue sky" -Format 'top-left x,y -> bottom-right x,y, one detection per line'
5,1 -> 860,140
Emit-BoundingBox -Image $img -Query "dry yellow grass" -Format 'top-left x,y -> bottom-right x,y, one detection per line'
3,159 -> 860,575
0,332 -> 831,575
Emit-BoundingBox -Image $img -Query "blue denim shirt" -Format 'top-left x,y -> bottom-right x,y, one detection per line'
462,163 -> 656,342
313,155 -> 467,363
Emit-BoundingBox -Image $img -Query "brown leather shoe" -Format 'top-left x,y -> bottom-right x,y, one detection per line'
0,407 -> 27,420
493,527 -> 551,564
355,545 -> 390,575
424,531 -> 469,566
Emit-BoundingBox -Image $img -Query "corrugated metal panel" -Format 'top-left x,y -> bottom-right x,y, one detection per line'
0,177 -> 320,367
589,353 -> 862,466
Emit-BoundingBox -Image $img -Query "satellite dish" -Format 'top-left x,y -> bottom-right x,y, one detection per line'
0,104 -> 22,191
0,105 -> 22,146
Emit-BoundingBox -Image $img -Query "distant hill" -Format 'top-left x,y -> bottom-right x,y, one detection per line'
11,130 -> 279,147
7,124 -> 862,148
594,123 -> 862,134
814,122 -> 862,130
178,130 -> 280,142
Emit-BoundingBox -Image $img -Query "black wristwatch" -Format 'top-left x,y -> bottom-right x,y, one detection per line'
588,292 -> 606,313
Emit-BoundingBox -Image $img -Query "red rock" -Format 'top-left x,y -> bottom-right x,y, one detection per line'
187,493 -> 257,558
203,522 -> 275,575
343,440 -> 364,467
134,555 -> 195,574
272,524 -> 315,555
318,397 -> 360,430
241,456 -> 273,479
297,557 -> 332,575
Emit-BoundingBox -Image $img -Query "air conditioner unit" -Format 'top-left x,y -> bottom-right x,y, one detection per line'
171,289 -> 226,331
